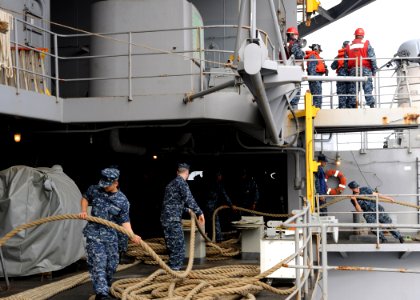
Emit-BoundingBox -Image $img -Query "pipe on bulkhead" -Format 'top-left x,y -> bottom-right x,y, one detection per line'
110,129 -> 146,155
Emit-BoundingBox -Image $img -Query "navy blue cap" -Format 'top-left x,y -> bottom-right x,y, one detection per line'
177,163 -> 190,170
99,168 -> 120,187
348,181 -> 359,189
317,154 -> 328,162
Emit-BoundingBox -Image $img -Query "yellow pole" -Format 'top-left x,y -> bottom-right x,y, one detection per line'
304,91 -> 320,212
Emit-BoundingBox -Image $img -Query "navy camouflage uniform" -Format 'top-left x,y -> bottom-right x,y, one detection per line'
117,231 -> 128,253
204,175 -> 232,242
306,48 -> 327,108
315,165 -> 328,215
331,42 -> 350,108
161,172 -> 203,270
354,186 -> 402,242
288,39 -> 305,108
236,172 -> 259,215
346,42 -> 378,108
83,168 -> 130,297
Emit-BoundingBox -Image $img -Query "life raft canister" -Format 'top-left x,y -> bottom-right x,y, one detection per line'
324,169 -> 347,195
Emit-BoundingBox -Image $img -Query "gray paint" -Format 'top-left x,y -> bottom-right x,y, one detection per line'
287,148 -> 420,225
313,252 -> 420,300
89,0 -> 202,97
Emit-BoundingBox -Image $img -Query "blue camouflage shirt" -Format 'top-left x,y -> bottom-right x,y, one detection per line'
354,186 -> 383,212
161,175 -> 203,223
206,181 -> 232,212
289,39 -> 305,59
315,165 -> 327,195
83,185 -> 130,241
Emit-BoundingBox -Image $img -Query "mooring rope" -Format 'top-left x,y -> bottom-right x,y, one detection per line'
0,212 -> 297,299
319,195 -> 420,210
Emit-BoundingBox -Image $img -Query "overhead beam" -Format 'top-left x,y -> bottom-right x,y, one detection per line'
299,0 -> 376,37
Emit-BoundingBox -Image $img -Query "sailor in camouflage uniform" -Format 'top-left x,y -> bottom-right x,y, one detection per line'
161,163 -> 205,270
203,170 -> 233,242
331,41 -> 350,108
305,44 -> 328,108
345,28 -> 378,108
236,169 -> 259,215
80,168 -> 141,300
285,27 -> 305,109
348,180 -> 404,244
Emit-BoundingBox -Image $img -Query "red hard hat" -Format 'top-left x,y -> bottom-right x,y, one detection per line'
354,28 -> 365,37
286,27 -> 299,35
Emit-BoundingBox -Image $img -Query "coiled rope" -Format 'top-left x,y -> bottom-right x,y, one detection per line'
0,213 -> 297,299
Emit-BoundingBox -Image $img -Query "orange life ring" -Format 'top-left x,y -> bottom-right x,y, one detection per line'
324,169 -> 347,195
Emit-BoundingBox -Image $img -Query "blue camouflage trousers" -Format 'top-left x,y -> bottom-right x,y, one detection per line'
117,231 -> 128,252
205,211 -> 222,242
163,221 -> 185,270
364,211 -> 402,240
319,198 -> 328,216
348,68 -> 375,108
309,81 -> 322,108
86,237 -> 119,296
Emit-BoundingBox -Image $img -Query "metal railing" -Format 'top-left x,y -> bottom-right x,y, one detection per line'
2,15 -> 420,110
276,193 -> 420,299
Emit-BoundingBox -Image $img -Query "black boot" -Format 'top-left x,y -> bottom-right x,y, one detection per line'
119,252 -> 135,264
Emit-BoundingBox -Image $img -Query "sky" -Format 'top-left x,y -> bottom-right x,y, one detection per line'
306,0 -> 419,63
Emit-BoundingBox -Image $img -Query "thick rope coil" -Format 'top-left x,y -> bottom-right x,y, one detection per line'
1,212 -> 298,299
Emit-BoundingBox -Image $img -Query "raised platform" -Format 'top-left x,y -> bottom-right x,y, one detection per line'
284,107 -> 420,137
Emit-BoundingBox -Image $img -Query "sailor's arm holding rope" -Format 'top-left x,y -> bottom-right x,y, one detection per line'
79,196 -> 142,244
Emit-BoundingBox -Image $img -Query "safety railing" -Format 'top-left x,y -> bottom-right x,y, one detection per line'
2,16 -> 280,100
281,193 -> 420,299
295,55 -> 420,110
2,14 -> 420,110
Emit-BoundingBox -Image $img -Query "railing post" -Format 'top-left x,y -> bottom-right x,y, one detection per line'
295,216 -> 301,298
303,207 -> 309,297
128,32 -> 133,101
376,193 -> 380,246
376,70 -> 380,107
53,34 -> 59,102
13,17 -> 20,95
321,224 -> 328,300
355,57 -> 359,108
198,27 -> 203,92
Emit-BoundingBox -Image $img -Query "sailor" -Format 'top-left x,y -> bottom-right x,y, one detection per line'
345,28 -> 378,108
348,180 -> 404,243
315,154 -> 328,215
80,168 -> 141,300
203,170 -> 233,242
286,26 -> 305,109
331,41 -> 351,108
160,163 -> 205,270
235,168 -> 260,215
305,44 -> 328,108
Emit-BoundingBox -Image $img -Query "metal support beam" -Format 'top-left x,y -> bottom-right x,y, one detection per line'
304,91 -> 320,212
183,79 -> 236,103
298,0 -> 376,37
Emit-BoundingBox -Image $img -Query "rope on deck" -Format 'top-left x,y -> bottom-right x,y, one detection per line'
0,212 -> 297,300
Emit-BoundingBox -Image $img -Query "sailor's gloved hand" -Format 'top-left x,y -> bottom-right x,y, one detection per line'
325,68 -> 329,76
